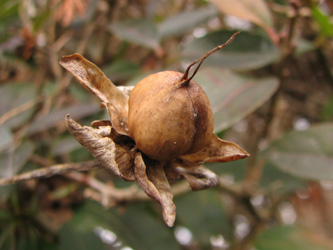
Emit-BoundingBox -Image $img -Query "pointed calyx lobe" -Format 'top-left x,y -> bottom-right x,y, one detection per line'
60,54 -> 129,135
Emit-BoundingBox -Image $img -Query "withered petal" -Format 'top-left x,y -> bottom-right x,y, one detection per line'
65,115 -> 135,181
171,165 -> 219,191
179,134 -> 249,166
60,54 -> 129,136
134,152 -> 176,227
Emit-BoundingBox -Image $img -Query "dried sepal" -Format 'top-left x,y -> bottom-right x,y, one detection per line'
134,152 -> 176,227
115,146 -> 136,181
179,134 -> 249,167
171,165 -> 219,191
60,54 -> 129,135
65,115 -> 135,181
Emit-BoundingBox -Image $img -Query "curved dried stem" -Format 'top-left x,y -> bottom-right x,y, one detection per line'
0,160 -> 101,186
180,31 -> 241,86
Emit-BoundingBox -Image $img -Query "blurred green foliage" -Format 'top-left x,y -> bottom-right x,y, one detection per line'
0,0 -> 333,249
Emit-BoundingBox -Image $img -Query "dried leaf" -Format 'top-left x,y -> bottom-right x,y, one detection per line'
65,115 -> 135,181
134,152 -> 176,227
210,0 -> 273,30
172,165 -> 219,191
115,146 -> 136,181
60,54 -> 129,135
179,134 -> 249,166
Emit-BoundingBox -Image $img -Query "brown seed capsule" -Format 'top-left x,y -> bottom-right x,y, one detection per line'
128,71 -> 214,161
128,31 -> 241,161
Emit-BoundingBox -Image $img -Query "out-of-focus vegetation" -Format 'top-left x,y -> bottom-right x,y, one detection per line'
0,0 -> 332,249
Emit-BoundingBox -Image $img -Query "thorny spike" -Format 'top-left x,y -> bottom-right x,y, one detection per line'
180,31 -> 241,86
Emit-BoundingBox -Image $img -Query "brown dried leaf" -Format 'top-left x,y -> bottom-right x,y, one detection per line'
115,146 -> 135,181
60,54 -> 129,135
179,134 -> 249,166
65,115 -> 135,181
171,165 -> 219,191
134,152 -> 176,227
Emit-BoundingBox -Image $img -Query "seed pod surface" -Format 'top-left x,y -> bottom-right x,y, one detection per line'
128,71 -> 214,161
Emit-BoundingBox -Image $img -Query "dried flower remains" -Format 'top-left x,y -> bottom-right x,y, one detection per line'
60,32 -> 249,227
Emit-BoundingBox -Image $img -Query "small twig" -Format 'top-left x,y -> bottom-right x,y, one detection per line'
67,171 -> 147,206
279,0 -> 301,58
0,160 -> 101,186
181,31 -> 241,85
69,171 -> 193,206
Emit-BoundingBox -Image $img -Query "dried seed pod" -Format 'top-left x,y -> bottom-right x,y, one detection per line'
128,32 -> 241,161
128,71 -> 214,161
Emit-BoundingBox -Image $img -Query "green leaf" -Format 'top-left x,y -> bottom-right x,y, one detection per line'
25,103 -> 100,135
60,223 -> 107,250
0,141 -> 34,201
195,67 -> 279,132
0,225 -> 14,250
0,0 -> 19,21
321,96 -> 333,121
51,136 -> 82,156
254,225 -> 333,250
312,6 -> 333,37
206,159 -> 248,182
158,6 -> 218,39
0,82 -> 37,129
210,0 -> 274,30
0,125 -> 12,152
263,123 -> 333,180
259,162 -> 306,194
175,189 -> 232,247
208,158 -> 305,194
182,30 -> 280,70
0,141 -> 34,178
60,201 -> 181,250
102,60 -> 140,82
110,19 -> 161,50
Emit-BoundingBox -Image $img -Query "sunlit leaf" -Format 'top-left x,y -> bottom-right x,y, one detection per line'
158,6 -> 218,39
110,19 -> 161,50
194,67 -> 279,132
312,6 -> 333,37
210,0 -> 273,30
182,30 -> 280,70
254,225 -> 333,250
263,123 -> 333,180
0,0 -> 19,23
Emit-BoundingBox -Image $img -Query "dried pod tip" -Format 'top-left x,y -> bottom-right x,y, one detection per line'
180,30 -> 241,86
